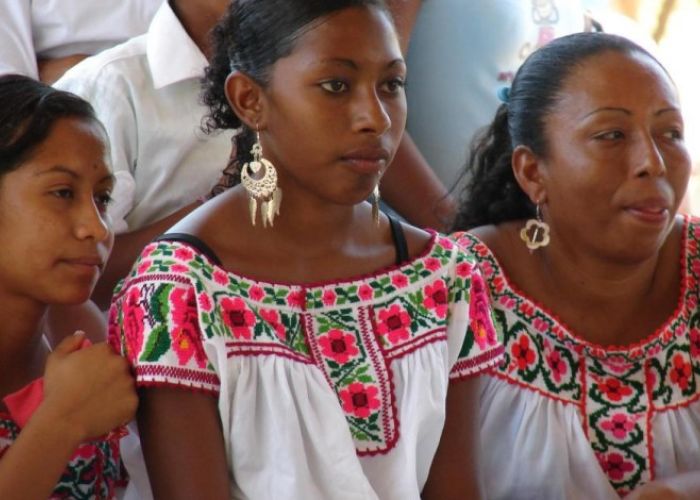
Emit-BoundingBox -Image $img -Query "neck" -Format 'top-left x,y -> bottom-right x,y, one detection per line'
0,295 -> 49,392
170,0 -> 227,59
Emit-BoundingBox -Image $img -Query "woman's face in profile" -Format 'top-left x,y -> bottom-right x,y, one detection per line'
0,117 -> 114,306
537,50 -> 691,261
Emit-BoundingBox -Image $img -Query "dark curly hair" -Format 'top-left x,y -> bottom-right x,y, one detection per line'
452,32 -> 665,231
201,0 -> 389,185
0,74 -> 101,174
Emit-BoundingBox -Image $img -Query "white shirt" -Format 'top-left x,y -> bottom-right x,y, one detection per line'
55,1 -> 231,233
0,0 -> 161,78
405,0 -> 585,189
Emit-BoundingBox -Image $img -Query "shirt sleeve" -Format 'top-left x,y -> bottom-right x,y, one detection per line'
0,0 -> 38,78
108,244 -> 220,394
55,63 -> 138,233
447,246 -> 504,381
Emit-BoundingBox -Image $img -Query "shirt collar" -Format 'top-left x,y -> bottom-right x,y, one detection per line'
147,1 -> 208,89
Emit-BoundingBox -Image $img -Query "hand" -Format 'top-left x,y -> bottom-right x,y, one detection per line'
626,481 -> 686,500
42,332 -> 137,442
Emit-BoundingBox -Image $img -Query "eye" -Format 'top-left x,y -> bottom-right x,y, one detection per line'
94,192 -> 113,212
661,128 -> 683,141
381,77 -> 406,94
51,188 -> 74,200
320,80 -> 348,93
593,130 -> 625,141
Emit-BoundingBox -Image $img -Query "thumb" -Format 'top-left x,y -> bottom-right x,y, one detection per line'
52,331 -> 87,356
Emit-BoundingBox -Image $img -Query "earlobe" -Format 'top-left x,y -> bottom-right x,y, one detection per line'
512,144 -> 547,204
224,72 -> 266,129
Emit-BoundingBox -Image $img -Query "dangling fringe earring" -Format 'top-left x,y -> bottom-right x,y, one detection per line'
372,184 -> 381,226
519,204 -> 550,251
240,128 -> 282,227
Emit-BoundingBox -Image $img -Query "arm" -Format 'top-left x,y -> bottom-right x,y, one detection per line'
37,54 -> 88,84
626,473 -> 700,500
137,388 -> 230,499
422,376 -> 483,500
91,201 -> 200,309
0,334 -> 137,499
382,134 -> 456,231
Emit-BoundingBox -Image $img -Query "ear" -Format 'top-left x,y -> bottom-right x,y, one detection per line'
224,71 -> 267,129
512,144 -> 548,205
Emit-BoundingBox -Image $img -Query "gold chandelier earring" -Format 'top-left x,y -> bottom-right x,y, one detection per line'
372,183 -> 381,226
519,204 -> 550,251
240,127 -> 282,227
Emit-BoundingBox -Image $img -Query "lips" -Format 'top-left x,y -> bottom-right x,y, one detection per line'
62,256 -> 105,271
623,197 -> 671,224
340,146 -> 390,174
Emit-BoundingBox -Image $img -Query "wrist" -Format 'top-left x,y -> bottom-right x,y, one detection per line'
31,400 -> 87,446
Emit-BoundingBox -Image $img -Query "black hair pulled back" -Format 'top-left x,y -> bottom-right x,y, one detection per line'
0,74 -> 100,175
452,32 -> 663,230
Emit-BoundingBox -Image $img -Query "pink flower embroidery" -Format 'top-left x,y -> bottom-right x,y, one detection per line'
198,292 -> 212,312
220,297 -> 256,340
140,243 -> 158,259
597,452 -> 635,481
322,289 -> 337,306
532,317 -> 549,333
670,353 -> 692,391
511,335 -> 537,370
546,349 -> 567,383
600,413 -> 636,440
259,308 -> 286,341
120,287 -> 145,362
249,285 -> 264,301
455,261 -> 473,278
174,247 -> 194,261
287,289 -> 305,308
690,329 -> 700,358
170,287 -> 207,368
358,284 -> 374,301
318,329 -> 360,364
137,259 -> 151,275
424,257 -> 441,272
597,377 -> 633,402
213,270 -> 229,286
391,273 -> 409,289
339,382 -> 381,418
376,303 -> 412,344
469,275 -> 498,350
171,264 -> 188,273
437,237 -> 454,250
423,280 -> 449,319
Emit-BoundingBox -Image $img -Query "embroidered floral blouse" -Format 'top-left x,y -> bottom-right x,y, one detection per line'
453,216 -> 700,500
109,232 -> 503,499
0,413 -> 124,499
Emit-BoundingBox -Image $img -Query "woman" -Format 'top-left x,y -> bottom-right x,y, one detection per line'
452,32 -> 699,499
108,0 -> 503,498
0,75 -> 137,499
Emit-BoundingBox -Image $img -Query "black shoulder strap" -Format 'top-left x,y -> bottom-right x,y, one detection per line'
154,232 -> 223,266
387,216 -> 409,265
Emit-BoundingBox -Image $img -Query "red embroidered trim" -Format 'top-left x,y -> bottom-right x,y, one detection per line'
112,273 -> 192,301
488,368 -> 580,407
159,232 -> 440,290
225,342 -> 314,364
654,387 -> 700,412
449,345 -> 506,381
458,216 -> 690,356
383,328 -> 447,361
303,313 -> 334,389
644,359 -> 656,482
357,305 -> 399,456
135,365 -> 220,391
580,357 -> 589,437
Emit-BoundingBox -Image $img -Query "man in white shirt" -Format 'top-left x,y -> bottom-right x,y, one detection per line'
55,0 -> 231,308
0,0 -> 161,82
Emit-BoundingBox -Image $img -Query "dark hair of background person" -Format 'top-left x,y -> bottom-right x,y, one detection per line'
451,32 -> 666,231
0,74 -> 100,175
201,0 -> 390,186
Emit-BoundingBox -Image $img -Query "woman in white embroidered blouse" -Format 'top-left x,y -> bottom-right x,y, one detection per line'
108,1 -> 503,499
451,32 -> 700,499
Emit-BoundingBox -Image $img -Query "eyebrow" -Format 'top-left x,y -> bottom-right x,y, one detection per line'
35,165 -> 116,184
583,106 -> 681,119
317,57 -> 406,70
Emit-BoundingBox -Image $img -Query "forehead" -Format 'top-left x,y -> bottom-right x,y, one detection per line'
283,5 -> 401,66
555,50 -> 679,115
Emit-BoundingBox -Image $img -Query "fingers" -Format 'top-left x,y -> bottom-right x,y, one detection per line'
51,331 -> 87,356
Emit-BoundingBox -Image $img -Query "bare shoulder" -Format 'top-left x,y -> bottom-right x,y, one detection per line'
398,220 -> 435,258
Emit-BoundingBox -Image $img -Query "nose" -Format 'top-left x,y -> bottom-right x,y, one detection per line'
352,87 -> 391,135
74,198 -> 111,243
632,133 -> 667,178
